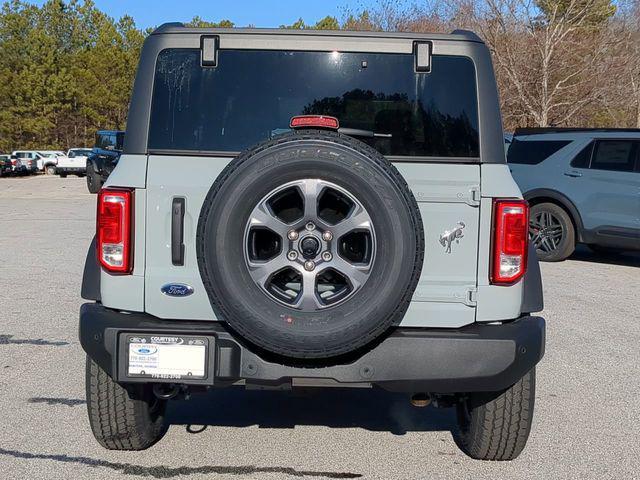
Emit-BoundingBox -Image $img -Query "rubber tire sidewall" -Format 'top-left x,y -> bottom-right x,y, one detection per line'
530,202 -> 575,262
85,357 -> 167,450
86,164 -> 101,193
197,131 -> 424,359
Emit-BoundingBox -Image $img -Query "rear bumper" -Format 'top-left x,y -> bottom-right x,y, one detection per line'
79,303 -> 545,393
57,166 -> 86,173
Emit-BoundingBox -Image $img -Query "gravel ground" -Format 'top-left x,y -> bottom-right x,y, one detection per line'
1,175 -> 639,479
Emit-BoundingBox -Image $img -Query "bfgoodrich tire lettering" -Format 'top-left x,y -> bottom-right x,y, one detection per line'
197,130 -> 424,359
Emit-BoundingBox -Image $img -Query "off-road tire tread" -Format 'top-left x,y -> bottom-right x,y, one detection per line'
85,357 -> 167,450
455,369 -> 535,461
86,164 -> 101,193
196,130 -> 424,358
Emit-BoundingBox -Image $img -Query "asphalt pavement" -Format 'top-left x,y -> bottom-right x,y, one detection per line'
1,175 -> 638,479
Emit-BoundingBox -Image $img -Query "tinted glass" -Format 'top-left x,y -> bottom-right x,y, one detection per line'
149,49 -> 480,157
73,149 -> 93,156
570,142 -> 593,168
95,133 -> 125,151
590,140 -> 637,172
507,139 -> 570,165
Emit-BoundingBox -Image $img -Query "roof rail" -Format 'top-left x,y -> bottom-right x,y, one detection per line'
514,127 -> 640,136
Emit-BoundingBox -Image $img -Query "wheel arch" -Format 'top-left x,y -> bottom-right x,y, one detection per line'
87,156 -> 101,173
523,188 -> 584,243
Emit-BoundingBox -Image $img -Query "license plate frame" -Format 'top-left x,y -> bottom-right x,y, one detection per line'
120,333 -> 213,383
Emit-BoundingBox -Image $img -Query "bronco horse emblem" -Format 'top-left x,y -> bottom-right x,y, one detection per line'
439,222 -> 466,253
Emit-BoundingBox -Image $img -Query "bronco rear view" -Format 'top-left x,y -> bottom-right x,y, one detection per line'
79,25 -> 545,460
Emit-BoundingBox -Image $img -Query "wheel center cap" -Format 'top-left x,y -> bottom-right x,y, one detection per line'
299,236 -> 320,259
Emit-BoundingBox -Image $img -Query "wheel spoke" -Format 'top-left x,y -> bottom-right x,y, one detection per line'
537,213 -> 546,228
330,256 -> 371,289
301,179 -> 322,221
332,207 -> 373,239
293,271 -> 322,310
246,253 -> 290,288
541,237 -> 556,252
530,233 -> 542,246
248,203 -> 290,238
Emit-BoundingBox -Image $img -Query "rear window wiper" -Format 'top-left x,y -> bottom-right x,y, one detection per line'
338,128 -> 392,139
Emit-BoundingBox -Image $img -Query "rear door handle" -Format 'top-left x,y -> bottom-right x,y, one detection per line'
563,171 -> 582,178
171,198 -> 185,266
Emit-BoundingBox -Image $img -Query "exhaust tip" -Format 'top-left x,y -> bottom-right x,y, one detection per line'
410,393 -> 431,408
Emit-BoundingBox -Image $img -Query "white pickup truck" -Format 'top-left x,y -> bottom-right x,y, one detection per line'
55,148 -> 92,177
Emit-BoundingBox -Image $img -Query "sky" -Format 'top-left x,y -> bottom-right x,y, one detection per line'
31,0 -> 378,29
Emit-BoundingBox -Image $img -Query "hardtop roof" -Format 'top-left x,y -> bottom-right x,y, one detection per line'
150,23 -> 483,44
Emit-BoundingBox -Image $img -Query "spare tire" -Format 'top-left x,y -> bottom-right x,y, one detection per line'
197,130 -> 424,359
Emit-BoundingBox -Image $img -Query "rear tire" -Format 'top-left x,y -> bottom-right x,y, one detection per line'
85,357 -> 168,450
86,164 -> 102,193
46,165 -> 56,175
454,369 -> 535,461
59,172 -> 68,178
529,202 -> 575,262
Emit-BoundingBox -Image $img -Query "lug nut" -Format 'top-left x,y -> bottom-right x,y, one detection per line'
322,251 -> 332,261
287,230 -> 299,241
305,222 -> 316,231
322,231 -> 333,241
287,251 -> 298,261
304,260 -> 315,271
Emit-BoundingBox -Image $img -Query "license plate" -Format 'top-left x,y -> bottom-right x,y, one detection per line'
125,334 -> 207,380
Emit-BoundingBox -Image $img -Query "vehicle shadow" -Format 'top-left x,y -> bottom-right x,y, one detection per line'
167,387 -> 457,435
569,245 -> 640,268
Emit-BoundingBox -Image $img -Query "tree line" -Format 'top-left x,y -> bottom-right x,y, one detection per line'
0,0 -> 638,152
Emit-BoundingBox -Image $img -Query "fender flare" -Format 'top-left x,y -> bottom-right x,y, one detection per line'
87,157 -> 101,174
523,188 -> 585,242
81,237 -> 101,301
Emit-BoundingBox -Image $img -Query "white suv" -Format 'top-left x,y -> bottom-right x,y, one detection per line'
508,128 -> 640,261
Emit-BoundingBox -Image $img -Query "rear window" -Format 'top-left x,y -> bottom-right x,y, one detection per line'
148,49 -> 480,158
95,132 -> 124,151
507,139 -> 570,165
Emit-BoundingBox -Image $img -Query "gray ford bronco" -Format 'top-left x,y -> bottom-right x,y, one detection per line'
79,24 -> 545,461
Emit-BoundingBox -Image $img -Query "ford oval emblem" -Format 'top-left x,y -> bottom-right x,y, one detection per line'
161,283 -> 194,297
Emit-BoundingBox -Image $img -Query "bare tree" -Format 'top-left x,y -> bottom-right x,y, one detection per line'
468,0 -> 620,128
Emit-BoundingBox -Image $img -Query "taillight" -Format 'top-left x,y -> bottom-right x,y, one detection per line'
491,199 -> 528,285
290,115 -> 339,130
97,188 -> 133,274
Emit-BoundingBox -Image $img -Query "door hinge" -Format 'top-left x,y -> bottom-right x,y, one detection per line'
413,41 -> 432,73
465,287 -> 477,306
466,186 -> 481,207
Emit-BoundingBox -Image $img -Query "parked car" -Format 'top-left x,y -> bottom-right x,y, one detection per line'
55,149 -> 87,177
0,154 -> 12,176
508,127 -> 640,261
37,151 -> 66,174
11,151 -> 40,174
85,130 -> 124,193
67,148 -> 93,164
9,157 -> 27,175
79,25 -> 545,460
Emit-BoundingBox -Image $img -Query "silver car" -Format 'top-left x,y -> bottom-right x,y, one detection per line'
508,128 -> 640,261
